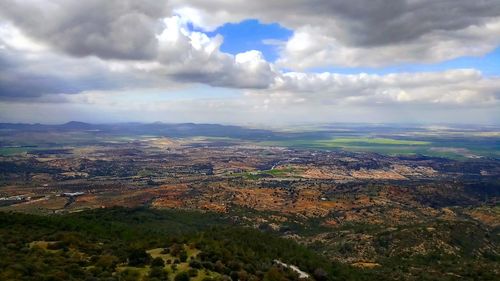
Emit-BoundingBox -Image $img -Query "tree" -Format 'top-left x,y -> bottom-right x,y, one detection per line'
96,254 -> 118,270
151,257 -> 165,267
149,266 -> 168,281
120,269 -> 141,281
188,268 -> 198,277
128,249 -> 151,267
174,271 -> 190,281
179,250 -> 188,262
263,266 -> 287,281
189,260 -> 202,269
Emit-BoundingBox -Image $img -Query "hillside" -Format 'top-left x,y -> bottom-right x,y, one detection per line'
0,208 -> 498,281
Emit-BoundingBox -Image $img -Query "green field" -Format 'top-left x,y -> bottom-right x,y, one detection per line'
258,136 -> 499,159
1,126 -> 498,159
322,138 -> 430,145
258,137 -> 430,148
0,147 -> 33,155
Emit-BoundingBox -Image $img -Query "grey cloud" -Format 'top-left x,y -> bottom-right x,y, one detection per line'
0,0 -> 168,60
305,0 -> 500,46
1,0 -> 500,103
172,0 -> 500,67
0,12 -> 277,100
0,49 -> 80,98
150,17 -> 278,89
0,46 -> 145,100
166,51 -> 276,89
266,69 -> 500,106
175,0 -> 500,46
5,0 -> 499,65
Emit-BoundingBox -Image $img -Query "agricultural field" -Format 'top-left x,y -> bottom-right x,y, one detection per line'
0,122 -> 499,280
257,129 -> 499,159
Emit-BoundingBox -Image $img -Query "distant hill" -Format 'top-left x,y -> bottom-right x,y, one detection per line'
0,122 -> 279,140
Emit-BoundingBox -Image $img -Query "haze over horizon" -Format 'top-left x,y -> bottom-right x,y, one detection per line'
1,3 -> 500,279
1,1 -> 499,125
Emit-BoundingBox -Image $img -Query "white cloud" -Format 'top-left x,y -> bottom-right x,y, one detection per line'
0,23 -> 47,52
168,0 -> 500,68
0,0 -> 499,124
153,15 -> 277,88
277,19 -> 500,68
267,69 -> 500,106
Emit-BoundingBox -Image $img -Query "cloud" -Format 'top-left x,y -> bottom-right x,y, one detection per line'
0,0 -> 499,124
277,20 -> 500,68
267,69 -> 500,106
3,76 -> 498,125
153,16 -> 277,88
0,45 -> 120,99
0,22 -> 168,100
0,1 -> 276,90
4,0 -> 500,69
2,1 -> 499,73
0,15 -> 277,99
0,0 -> 167,60
170,0 -> 500,68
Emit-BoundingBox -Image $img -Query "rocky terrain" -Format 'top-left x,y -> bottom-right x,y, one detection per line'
1,123 -> 499,279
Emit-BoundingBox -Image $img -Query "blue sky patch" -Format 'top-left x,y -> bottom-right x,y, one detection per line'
191,19 -> 499,77
205,19 -> 292,62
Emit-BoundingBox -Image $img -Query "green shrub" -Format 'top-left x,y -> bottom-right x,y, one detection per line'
174,271 -> 190,281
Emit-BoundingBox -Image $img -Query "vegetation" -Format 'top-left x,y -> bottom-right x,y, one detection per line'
0,208 -> 363,281
1,123 -> 498,159
0,207 -> 497,280
0,123 -> 498,280
318,138 -> 430,146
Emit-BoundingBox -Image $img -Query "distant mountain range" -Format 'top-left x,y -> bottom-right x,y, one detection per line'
0,121 -> 280,140
1,121 -> 497,143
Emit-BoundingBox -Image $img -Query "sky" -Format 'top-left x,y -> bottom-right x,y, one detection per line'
0,0 -> 499,125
